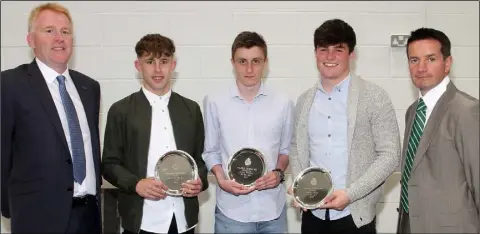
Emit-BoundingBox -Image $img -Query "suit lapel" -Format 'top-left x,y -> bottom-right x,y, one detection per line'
70,73 -> 94,134
401,105 -> 416,173
411,82 -> 457,172
26,60 -> 69,151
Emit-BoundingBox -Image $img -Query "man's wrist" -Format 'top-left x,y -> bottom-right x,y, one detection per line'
272,168 -> 285,183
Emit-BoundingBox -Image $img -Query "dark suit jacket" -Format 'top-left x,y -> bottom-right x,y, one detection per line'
397,81 -> 479,233
101,89 -> 208,233
1,60 -> 102,233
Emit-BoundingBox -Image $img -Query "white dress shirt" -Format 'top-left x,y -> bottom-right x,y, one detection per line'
36,57 -> 96,197
420,76 -> 450,126
140,87 -> 194,233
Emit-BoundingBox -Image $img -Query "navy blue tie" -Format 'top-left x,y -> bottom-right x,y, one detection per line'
57,75 -> 86,184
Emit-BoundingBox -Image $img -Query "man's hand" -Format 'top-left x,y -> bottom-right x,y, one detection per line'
211,164 -> 255,196
255,171 -> 280,191
135,177 -> 168,200
287,185 -> 307,212
319,189 -> 350,211
181,178 -> 203,197
218,179 -> 256,196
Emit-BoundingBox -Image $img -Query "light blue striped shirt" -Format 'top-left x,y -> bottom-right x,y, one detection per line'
202,80 -> 294,222
308,75 -> 351,220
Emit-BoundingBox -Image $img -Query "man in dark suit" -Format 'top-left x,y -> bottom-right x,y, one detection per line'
101,33 -> 209,234
1,2 -> 102,233
397,27 -> 479,233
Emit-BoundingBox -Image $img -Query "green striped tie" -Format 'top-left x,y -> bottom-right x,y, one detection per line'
400,98 -> 426,213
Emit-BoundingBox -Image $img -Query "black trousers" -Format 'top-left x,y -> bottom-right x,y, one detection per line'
301,210 -> 376,234
123,215 -> 195,234
66,195 -> 101,234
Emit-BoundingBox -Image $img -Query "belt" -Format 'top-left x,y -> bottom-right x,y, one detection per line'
72,195 -> 96,207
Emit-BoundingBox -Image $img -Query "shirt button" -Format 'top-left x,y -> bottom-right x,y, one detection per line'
328,134 -> 331,137
328,116 -> 331,119
328,97 -> 332,100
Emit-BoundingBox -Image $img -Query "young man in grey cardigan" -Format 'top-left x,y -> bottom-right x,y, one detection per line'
288,18 -> 401,234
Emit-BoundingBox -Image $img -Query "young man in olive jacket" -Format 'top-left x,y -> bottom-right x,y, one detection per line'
101,33 -> 209,234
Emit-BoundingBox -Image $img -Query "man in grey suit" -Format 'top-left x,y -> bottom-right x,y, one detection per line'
396,28 -> 479,233
288,18 -> 401,233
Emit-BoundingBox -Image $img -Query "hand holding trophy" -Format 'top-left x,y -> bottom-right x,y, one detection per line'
217,148 -> 268,196
226,148 -> 267,187
154,150 -> 199,196
291,167 -> 334,210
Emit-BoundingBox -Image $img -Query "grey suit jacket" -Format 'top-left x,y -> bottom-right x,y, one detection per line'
397,81 -> 479,233
289,74 -> 401,228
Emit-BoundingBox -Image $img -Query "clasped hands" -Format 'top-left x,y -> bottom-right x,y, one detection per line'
136,177 -> 203,200
218,171 -> 281,196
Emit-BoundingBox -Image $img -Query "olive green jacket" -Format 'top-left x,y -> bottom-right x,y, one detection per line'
101,90 -> 208,233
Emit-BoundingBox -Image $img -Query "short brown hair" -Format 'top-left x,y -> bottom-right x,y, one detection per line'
28,2 -> 73,32
407,27 -> 451,59
231,31 -> 267,59
135,34 -> 175,58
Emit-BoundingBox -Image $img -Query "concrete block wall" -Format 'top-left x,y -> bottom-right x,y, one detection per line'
1,1 -> 478,233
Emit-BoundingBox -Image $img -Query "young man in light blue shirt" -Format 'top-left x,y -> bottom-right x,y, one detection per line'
202,31 -> 294,233
288,19 -> 401,234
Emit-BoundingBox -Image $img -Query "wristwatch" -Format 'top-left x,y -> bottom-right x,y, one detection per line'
272,168 -> 285,183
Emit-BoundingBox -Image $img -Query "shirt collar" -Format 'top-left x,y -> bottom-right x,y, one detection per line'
317,73 -> 351,93
142,87 -> 172,107
420,76 -> 450,110
230,79 -> 269,99
36,57 -> 71,84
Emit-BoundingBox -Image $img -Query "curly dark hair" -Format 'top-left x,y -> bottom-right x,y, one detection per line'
135,33 -> 175,58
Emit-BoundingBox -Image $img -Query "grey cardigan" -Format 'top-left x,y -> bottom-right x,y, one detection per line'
289,74 -> 401,227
